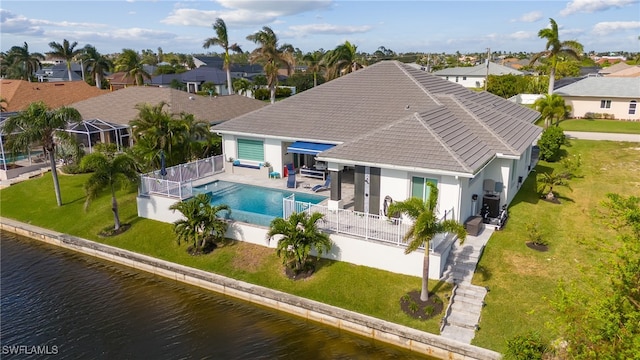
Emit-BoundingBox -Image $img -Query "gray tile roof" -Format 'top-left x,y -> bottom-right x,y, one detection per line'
432,62 -> 524,77
554,77 -> 640,98
70,87 -> 267,126
214,61 -> 541,175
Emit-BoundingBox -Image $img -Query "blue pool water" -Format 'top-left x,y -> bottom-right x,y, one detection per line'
1,150 -> 44,164
194,181 -> 327,226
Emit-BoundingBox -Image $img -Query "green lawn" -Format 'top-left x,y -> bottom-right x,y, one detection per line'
471,140 -> 640,352
2,139 -> 637,354
0,171 -> 449,335
552,119 -> 640,134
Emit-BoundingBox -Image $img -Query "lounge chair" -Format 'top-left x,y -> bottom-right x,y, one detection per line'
312,176 -> 331,192
286,172 -> 296,188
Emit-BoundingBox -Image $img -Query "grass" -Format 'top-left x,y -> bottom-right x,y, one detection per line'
471,140 -> 640,352
0,171 -> 450,335
534,118 -> 640,134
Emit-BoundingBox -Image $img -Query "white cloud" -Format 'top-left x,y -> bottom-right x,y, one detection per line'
287,23 -> 372,36
508,31 -> 536,40
560,0 -> 638,16
216,0 -> 332,15
592,21 -> 640,35
514,11 -> 543,23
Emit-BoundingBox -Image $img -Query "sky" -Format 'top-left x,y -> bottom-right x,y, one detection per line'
1,0 -> 639,57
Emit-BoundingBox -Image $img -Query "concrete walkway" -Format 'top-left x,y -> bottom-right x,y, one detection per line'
439,227 -> 494,344
564,131 -> 639,142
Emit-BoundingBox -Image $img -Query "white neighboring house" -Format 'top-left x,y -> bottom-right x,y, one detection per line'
432,62 -> 525,88
213,61 -> 541,225
554,77 -> 640,121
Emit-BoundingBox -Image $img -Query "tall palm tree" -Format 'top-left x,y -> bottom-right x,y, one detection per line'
47,39 -> 82,81
323,41 -> 364,80
246,26 -> 295,104
534,94 -> 571,128
79,143 -> 138,231
81,45 -> 113,89
302,50 -> 325,87
203,18 -> 243,95
6,42 -> 45,81
3,101 -> 82,206
387,183 -> 466,301
115,49 -> 151,86
169,193 -> 231,253
530,18 -> 583,95
267,212 -> 332,275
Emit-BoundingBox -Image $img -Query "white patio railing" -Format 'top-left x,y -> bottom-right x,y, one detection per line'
283,195 -> 455,252
139,155 -> 225,199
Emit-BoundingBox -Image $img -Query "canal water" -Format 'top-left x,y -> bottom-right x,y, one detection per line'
0,231 -> 433,359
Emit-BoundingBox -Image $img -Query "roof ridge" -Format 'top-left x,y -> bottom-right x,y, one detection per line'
413,110 -> 473,173
395,62 -> 442,105
438,94 -> 518,154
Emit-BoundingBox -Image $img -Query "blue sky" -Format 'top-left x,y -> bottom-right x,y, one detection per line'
2,0 -> 639,56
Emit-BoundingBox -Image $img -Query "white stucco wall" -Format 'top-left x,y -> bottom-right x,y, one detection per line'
137,195 -> 183,223
440,76 -> 485,88
222,135 -> 237,161
564,96 -> 639,121
438,176 -> 461,221
264,139 -> 283,174
379,168 -> 409,212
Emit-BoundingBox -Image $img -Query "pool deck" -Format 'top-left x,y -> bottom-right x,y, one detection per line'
194,168 -> 356,210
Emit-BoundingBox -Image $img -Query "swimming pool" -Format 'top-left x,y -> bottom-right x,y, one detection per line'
193,181 -> 327,226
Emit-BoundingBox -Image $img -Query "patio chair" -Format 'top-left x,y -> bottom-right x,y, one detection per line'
312,176 -> 331,192
286,172 -> 296,188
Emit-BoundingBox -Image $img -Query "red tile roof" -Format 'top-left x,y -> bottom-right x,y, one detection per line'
0,79 -> 108,112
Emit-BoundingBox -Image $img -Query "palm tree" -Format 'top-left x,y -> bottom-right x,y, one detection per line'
246,26 -> 295,104
534,94 -> 572,128
5,42 -> 45,81
387,183 -> 466,301
79,143 -> 138,232
129,102 -> 182,167
203,18 -> 243,95
302,50 -> 325,87
323,41 -> 364,80
530,18 -> 583,95
232,78 -> 253,96
47,39 -> 82,81
169,193 -> 231,253
267,212 -> 332,275
115,49 -> 151,86
81,45 -> 113,89
3,101 -> 82,206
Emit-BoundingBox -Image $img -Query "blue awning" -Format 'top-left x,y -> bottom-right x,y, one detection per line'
287,141 -> 335,155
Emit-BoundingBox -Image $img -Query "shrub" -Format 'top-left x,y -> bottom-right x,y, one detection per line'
504,332 -> 548,360
525,222 -> 546,246
538,127 -> 566,162
254,88 -> 270,100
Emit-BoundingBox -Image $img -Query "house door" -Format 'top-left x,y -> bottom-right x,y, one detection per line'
354,166 -> 380,214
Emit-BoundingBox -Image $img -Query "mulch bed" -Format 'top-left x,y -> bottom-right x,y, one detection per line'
284,262 -> 316,280
399,290 -> 444,320
526,241 -> 549,252
99,223 -> 131,237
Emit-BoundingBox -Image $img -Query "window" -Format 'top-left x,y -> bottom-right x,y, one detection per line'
411,177 -> 438,202
455,76 -> 459,82
600,100 -> 612,109
629,100 -> 637,115
237,139 -> 264,162
462,76 -> 467,80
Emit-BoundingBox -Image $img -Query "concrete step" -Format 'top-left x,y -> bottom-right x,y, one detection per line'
444,311 -> 480,330
450,299 -> 483,315
440,270 -> 472,284
440,324 -> 476,343
454,285 -> 487,300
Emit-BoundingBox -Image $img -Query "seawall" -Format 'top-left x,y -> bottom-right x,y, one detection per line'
0,217 -> 501,360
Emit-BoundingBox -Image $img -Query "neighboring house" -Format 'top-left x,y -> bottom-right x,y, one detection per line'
213,61 -> 541,224
0,79 -> 107,112
35,62 -> 83,82
147,73 -> 183,88
554,77 -> 640,120
107,65 -> 156,91
179,67 -> 228,94
598,62 -> 632,76
605,65 -> 640,78
71,86 -> 267,126
192,56 -> 224,68
432,62 -> 525,88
